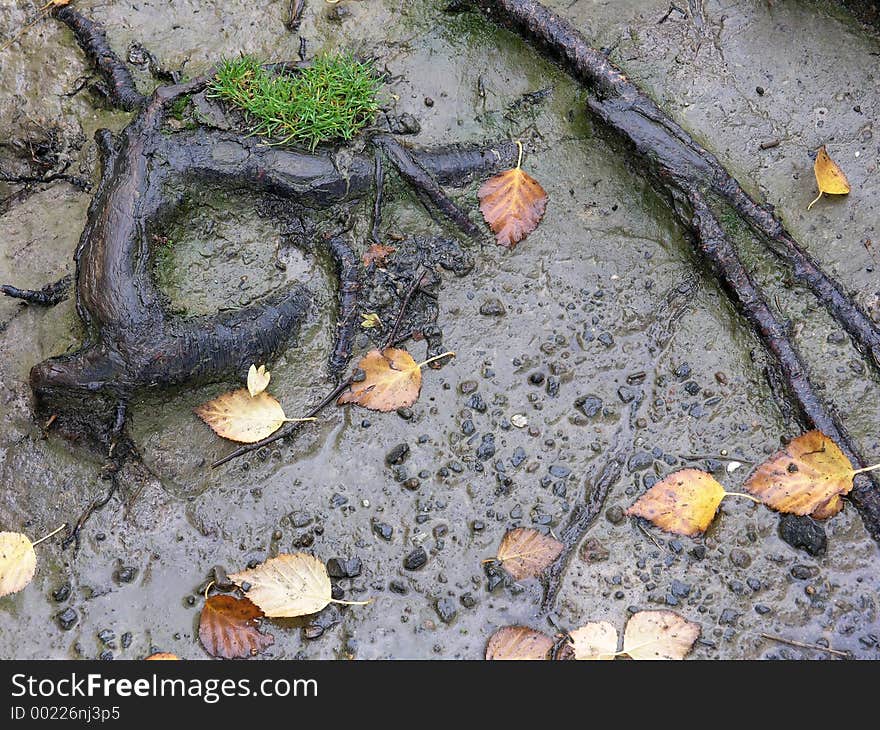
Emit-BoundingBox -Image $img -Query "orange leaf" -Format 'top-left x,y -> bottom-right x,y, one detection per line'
485,626 -> 553,660
198,595 -> 274,660
808,145 -> 851,210
362,244 -> 396,267
744,430 -> 857,517
478,150 -> 547,249
495,527 -> 563,580
625,469 -> 727,537
145,652 -> 180,660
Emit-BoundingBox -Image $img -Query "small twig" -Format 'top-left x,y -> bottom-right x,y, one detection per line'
760,633 -> 851,658
62,474 -> 121,550
381,266 -> 428,350
637,522 -> 665,551
31,523 -> 67,547
370,150 -> 385,246
285,0 -> 306,31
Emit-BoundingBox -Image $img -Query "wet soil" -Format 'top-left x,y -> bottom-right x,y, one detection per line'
1,0 -> 879,659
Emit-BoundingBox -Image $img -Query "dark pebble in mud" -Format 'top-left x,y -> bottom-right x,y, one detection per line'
121,632 -> 132,649
605,506 -> 625,524
389,580 -> 408,594
460,592 -> 476,608
597,332 -> 614,347
98,629 -> 115,646
114,566 -> 137,584
327,558 -> 362,579
755,604 -> 771,615
330,493 -> 348,508
476,434 -> 496,460
729,548 -> 751,568
546,376 -> 559,397
669,580 -> 691,598
387,112 -> 421,135
528,372 -> 545,385
790,564 -> 819,580
719,609 -> 741,626
479,298 -> 506,316
578,537 -> 609,563
52,583 -> 71,602
372,522 -> 394,541
302,625 -> 324,640
459,380 -> 478,395
211,565 -> 236,590
778,514 -> 827,556
56,608 -> 78,631
674,362 -> 691,379
689,545 -> 706,560
468,393 -> 487,413
385,443 -> 410,465
549,464 -> 570,478
575,394 -> 603,418
397,407 -> 413,420
511,447 -> 527,467
290,512 -> 312,528
461,419 -> 475,436
617,385 -> 639,404
403,547 -> 427,570
435,598 -> 458,624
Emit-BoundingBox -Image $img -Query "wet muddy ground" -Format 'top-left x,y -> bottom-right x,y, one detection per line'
1,0 -> 879,659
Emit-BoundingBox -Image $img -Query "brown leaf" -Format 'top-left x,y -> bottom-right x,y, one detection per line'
808,145 -> 851,210
625,469 -> 727,537
198,595 -> 275,659
744,430 -> 857,517
478,161 -> 548,249
485,625 -> 553,660
337,348 -> 453,412
495,527 -> 564,581
622,610 -> 700,660
362,243 -> 396,267
195,389 -> 299,443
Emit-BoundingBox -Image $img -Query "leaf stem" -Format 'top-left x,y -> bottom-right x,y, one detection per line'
515,139 -> 524,170
852,462 -> 880,475
722,491 -> 762,504
330,598 -> 373,606
281,417 -> 318,423
415,351 -> 455,369
807,191 -> 822,210
31,523 -> 67,547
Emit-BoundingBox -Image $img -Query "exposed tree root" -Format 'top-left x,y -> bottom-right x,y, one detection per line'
1,276 -> 72,306
472,0 -> 880,544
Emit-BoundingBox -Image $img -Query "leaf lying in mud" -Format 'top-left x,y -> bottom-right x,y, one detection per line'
485,625 -> 554,660
195,389 -> 310,443
808,145 -> 851,210
0,532 -> 36,598
230,553 -> 370,618
743,430 -> 876,518
622,610 -> 700,660
337,348 -> 454,412
569,621 -> 619,660
247,364 -> 271,397
362,243 -> 396,267
625,469 -> 727,537
478,143 -> 547,249
198,595 -> 274,660
145,652 -> 181,660
360,312 -> 382,329
495,527 -> 564,581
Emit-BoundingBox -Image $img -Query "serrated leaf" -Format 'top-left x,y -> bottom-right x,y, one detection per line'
337,348 -> 423,412
0,532 -> 36,598
478,165 -> 547,249
622,610 -> 700,660
247,364 -> 270,397
625,469 -> 727,536
495,527 -> 564,580
569,621 -> 619,660
195,389 -> 293,443
485,625 -> 553,660
198,595 -> 274,659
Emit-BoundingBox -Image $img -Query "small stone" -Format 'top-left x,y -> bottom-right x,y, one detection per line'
597,332 -> 614,347
479,298 -> 506,316
460,592 -> 476,609
605,506 -> 625,524
511,447 -> 527,467
114,566 -> 138,584
289,511 -> 312,528
578,537 -> 610,563
56,608 -> 78,631
327,557 -> 362,579
528,372 -> 545,385
627,451 -> 654,471
302,624 -> 324,640
385,443 -> 410,466
549,464 -> 570,478
790,564 -> 819,580
510,414 -> 528,428
778,514 -> 827,556
459,380 -> 479,395
689,545 -> 706,560
372,522 -> 394,541
424,97 -> 434,107
574,394 -> 603,418
719,609 -> 741,626
389,580 -> 408,595
673,362 -> 691,379
729,548 -> 751,568
669,580 -> 691,598
330,493 -> 348,508
52,583 -> 71,602
476,434 -> 496,460
435,598 -> 458,624
755,604 -> 771,615
617,385 -> 639,403
403,547 -> 428,570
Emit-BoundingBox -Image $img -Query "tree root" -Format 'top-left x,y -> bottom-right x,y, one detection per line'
473,0 -> 880,543
1,276 -> 72,306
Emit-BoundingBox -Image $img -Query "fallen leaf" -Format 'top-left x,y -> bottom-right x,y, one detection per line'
229,553 -> 369,618
196,389 -> 308,443
362,243 -> 395,267
744,430 -> 864,517
485,626 -> 553,660
625,468 -> 727,537
246,364 -> 270,397
360,312 -> 382,329
495,527 -> 564,581
478,142 -> 547,249
198,595 -> 275,659
145,653 -> 181,660
0,532 -> 36,598
569,621 -> 619,660
808,145 -> 851,210
622,610 -> 700,660
337,348 -> 453,412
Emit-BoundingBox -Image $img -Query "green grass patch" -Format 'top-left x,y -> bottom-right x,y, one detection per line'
207,54 -> 381,150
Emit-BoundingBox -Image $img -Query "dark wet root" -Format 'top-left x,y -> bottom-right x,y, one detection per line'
473,0 -> 880,543
1,276 -> 72,306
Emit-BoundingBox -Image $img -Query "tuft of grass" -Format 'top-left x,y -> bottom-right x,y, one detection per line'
207,54 -> 381,150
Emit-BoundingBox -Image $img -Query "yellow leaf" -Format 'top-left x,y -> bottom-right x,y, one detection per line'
229,553 -> 370,618
0,532 -> 36,598
622,610 -> 700,660
195,389 -> 308,443
246,364 -> 270,397
744,430 -> 861,517
337,348 -> 453,412
477,143 -> 547,249
495,527 -> 564,581
569,621 -> 619,660
360,312 -> 382,329
485,626 -> 553,660
808,145 -> 851,210
625,469 -> 727,537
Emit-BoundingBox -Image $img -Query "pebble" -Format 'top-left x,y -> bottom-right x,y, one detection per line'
597,332 -> 614,347
511,414 -> 528,428
56,608 -> 78,631
389,580 -> 408,594
372,522 -> 394,541
778,514 -> 827,556
511,447 -> 527,467
479,298 -> 506,316
627,451 -> 654,471
403,547 -> 427,570
459,380 -> 479,395
435,598 -> 458,624
578,537 -> 610,563
327,557 -> 362,578
461,419 -> 475,436
575,394 -> 603,418
729,548 -> 751,568
52,583 -> 71,603
476,434 -> 496,460
719,609 -> 741,626
790,564 -> 819,580
528,372 -> 545,386
605,506 -> 625,524
674,362 -> 691,379
385,443 -> 410,466
549,464 -> 570,478
669,580 -> 691,598
617,385 -> 639,404
460,592 -> 476,609
114,566 -> 138,584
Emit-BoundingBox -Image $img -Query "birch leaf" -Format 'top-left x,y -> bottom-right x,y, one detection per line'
478,161 -> 547,249
247,364 -> 270,397
0,532 -> 36,598
495,527 -> 563,580
625,469 -> 727,537
195,389 -> 308,443
485,625 -> 553,660
622,610 -> 700,660
198,595 -> 274,659
569,621 -> 619,660
808,145 -> 851,210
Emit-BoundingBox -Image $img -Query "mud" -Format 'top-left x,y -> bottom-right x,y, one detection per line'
1,0 -> 879,659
